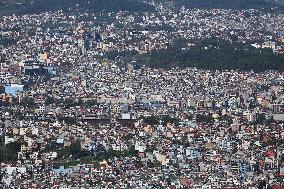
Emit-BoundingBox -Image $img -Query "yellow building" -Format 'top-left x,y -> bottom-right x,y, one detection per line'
40,53 -> 48,61
212,113 -> 220,121
262,99 -> 270,109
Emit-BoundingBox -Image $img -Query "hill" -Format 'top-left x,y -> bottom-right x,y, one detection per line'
106,38 -> 284,72
0,0 -> 154,16
174,0 -> 284,10
266,0 -> 284,5
0,0 -> 282,16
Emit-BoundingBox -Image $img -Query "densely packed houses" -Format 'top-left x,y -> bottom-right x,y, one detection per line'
0,2 -> 284,189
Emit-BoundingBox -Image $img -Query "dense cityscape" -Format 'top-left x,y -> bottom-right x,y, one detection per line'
1,0 -> 284,188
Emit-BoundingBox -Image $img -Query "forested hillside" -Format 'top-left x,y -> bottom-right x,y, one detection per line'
174,0 -> 284,10
0,0 -> 282,16
106,39 -> 284,72
0,0 -> 154,16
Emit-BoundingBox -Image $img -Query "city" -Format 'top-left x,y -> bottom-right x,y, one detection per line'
0,0 -> 284,188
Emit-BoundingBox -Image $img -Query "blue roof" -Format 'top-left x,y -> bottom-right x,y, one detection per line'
53,166 -> 72,174
5,85 -> 24,96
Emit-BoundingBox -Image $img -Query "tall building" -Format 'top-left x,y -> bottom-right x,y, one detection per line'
149,0 -> 155,5
127,62 -> 134,73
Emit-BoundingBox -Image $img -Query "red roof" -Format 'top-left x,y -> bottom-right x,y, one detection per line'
265,150 -> 276,158
271,185 -> 284,189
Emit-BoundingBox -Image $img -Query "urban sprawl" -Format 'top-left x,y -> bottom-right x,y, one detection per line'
1,1 -> 284,189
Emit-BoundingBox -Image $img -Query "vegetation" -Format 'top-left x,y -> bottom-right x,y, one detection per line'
56,140 -> 82,159
219,115 -> 233,125
0,37 -> 17,46
44,96 -> 55,105
61,98 -> 82,109
110,38 -> 284,72
84,100 -> 98,108
148,159 -> 162,168
196,114 -> 214,123
58,116 -> 77,125
20,97 -> 35,107
143,115 -> 179,125
0,0 -> 282,17
44,141 -> 92,164
174,0 -> 284,10
253,114 -> 274,125
253,114 -> 266,124
42,142 -> 59,153
89,147 -> 136,161
49,142 -> 137,167
0,0 -> 154,16
266,0 -> 284,6
264,138 -> 284,146
195,114 -> 233,125
15,111 -> 24,120
0,137 -> 21,162
60,98 -> 97,108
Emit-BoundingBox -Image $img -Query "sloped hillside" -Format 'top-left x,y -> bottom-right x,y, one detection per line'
173,0 -> 284,9
0,0 -> 154,16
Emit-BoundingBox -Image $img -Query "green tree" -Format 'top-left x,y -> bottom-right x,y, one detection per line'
254,114 -> 266,125
69,140 -> 81,156
119,38 -> 284,72
219,115 -> 233,125
0,138 -> 21,162
84,100 -> 98,108
15,111 -> 24,120
59,116 -> 77,125
45,96 -> 55,105
20,97 -> 35,107
196,114 -> 214,123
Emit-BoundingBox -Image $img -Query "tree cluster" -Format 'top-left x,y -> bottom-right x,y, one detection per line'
58,116 -> 77,125
0,137 -> 21,162
20,97 -> 35,107
116,38 -> 284,72
143,115 -> 179,125
174,0 -> 284,10
0,0 -> 154,16
196,114 -> 214,123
